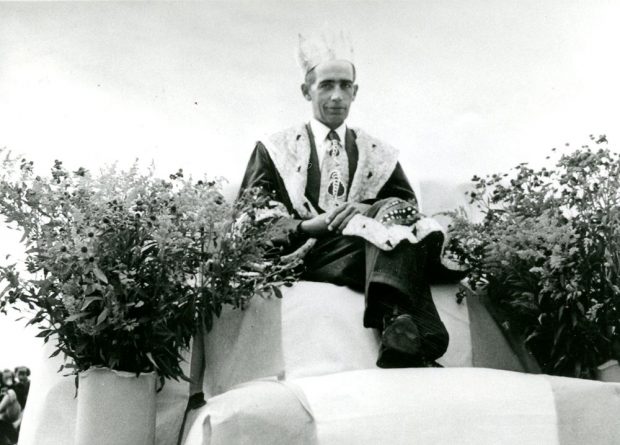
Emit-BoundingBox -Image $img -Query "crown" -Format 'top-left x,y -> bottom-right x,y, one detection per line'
295,29 -> 355,76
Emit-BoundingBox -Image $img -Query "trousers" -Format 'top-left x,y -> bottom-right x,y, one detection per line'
301,230 -> 449,361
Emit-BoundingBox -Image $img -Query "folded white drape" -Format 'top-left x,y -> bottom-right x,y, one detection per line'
183,368 -> 620,445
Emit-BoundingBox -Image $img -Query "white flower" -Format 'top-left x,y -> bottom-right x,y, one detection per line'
560,205 -> 579,220
549,254 -> 563,269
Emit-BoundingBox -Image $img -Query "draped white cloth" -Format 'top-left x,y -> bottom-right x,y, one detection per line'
180,281 -> 620,445
182,367 -> 620,445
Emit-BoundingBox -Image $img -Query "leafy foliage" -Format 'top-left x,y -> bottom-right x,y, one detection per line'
0,151 -> 299,381
445,135 -> 620,378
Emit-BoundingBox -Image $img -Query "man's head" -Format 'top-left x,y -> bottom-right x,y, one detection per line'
301,59 -> 358,129
15,366 -> 30,384
1,369 -> 14,386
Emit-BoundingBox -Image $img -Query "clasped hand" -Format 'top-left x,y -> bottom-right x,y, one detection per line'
300,202 -> 371,236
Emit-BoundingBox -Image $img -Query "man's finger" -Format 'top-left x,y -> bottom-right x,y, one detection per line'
328,206 -> 356,231
325,203 -> 349,223
334,210 -> 359,232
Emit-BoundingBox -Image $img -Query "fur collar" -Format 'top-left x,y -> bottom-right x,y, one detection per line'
260,123 -> 399,217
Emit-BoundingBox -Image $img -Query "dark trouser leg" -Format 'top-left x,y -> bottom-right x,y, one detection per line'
302,233 -> 449,362
364,234 -> 449,361
301,234 -> 366,291
0,420 -> 17,445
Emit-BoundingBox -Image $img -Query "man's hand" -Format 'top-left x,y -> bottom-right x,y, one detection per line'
299,202 -> 371,236
325,202 -> 371,233
299,213 -> 330,236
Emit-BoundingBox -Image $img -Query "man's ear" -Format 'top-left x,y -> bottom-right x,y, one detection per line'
352,84 -> 359,101
300,83 -> 312,101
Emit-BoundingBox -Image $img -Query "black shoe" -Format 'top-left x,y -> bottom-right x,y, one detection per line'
376,314 -> 424,368
376,344 -> 425,368
376,347 -> 445,369
381,314 -> 422,355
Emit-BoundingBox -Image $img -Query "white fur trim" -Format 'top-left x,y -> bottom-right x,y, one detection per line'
348,128 -> 399,202
342,215 -> 418,250
342,215 -> 447,251
260,125 -> 401,219
414,217 -> 446,240
260,125 -> 318,219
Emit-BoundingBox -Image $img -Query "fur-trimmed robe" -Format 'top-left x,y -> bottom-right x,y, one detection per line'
240,123 -> 455,361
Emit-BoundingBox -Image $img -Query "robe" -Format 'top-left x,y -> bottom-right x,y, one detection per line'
240,123 -> 456,361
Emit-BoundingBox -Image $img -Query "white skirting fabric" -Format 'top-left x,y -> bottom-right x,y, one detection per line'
182,368 -> 620,445
295,368 -> 558,445
202,281 -> 472,397
183,380 -> 316,445
17,281 -> 620,445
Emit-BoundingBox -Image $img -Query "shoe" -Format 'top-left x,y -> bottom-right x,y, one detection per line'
376,344 -> 424,368
376,314 -> 424,368
381,314 -> 422,355
376,346 -> 445,369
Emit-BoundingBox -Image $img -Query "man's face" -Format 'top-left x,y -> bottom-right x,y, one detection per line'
17,371 -> 28,384
1,371 -> 12,385
302,59 -> 358,129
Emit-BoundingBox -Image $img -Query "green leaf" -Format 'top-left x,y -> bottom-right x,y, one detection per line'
35,329 -> 51,338
65,312 -> 89,322
146,352 -> 157,368
552,323 -> 566,348
81,296 -> 103,310
96,307 -> 109,326
576,302 -> 585,315
49,349 -> 61,358
93,267 -> 108,284
272,286 -> 283,299
0,284 -> 13,298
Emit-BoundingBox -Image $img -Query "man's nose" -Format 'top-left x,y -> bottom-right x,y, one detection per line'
330,86 -> 344,101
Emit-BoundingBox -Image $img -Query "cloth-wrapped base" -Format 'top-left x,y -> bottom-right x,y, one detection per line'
181,368 -> 620,445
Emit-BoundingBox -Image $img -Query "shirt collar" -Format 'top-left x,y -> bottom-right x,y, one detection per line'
310,118 -> 347,146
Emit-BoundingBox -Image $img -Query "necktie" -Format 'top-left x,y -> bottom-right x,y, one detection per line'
319,130 -> 349,212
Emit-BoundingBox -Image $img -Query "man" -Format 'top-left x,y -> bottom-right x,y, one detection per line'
0,386 -> 20,445
13,367 -> 30,410
239,32 -> 461,368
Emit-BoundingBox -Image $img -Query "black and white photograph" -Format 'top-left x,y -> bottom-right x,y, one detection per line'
1,1 -> 619,444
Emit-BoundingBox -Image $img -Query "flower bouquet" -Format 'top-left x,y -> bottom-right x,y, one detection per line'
0,150 -> 299,382
445,135 -> 620,379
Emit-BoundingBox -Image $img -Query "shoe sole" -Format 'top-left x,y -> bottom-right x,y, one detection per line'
382,316 -> 422,355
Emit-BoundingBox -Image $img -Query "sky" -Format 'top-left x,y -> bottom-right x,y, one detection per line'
1,0 -> 619,368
